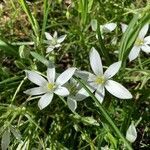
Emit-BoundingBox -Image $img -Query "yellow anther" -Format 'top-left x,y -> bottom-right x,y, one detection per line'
95,76 -> 105,84
47,83 -> 55,91
135,38 -> 144,46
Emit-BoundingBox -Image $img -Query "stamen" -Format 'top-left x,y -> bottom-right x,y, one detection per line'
47,83 -> 55,91
135,38 -> 144,46
95,76 -> 105,84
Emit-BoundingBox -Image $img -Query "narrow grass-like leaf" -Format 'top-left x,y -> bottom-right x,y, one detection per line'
97,22 -> 111,65
19,0 -> 40,44
1,129 -> 11,150
0,39 -> 18,56
30,51 -> 54,67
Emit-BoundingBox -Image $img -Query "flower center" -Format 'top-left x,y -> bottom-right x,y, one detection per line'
51,38 -> 57,45
95,76 -> 105,85
135,38 -> 144,46
47,83 -> 55,91
68,84 -> 78,96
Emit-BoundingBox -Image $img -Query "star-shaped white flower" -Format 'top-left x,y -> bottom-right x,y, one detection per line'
78,47 -> 132,103
65,79 -> 90,112
45,31 -> 67,53
127,24 -> 150,61
24,67 -> 76,110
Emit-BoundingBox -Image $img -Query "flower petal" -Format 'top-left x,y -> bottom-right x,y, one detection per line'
57,35 -> 67,43
38,93 -> 53,110
56,67 -> 76,85
105,80 -> 132,99
46,46 -> 55,53
75,70 -> 93,81
45,32 -> 53,40
90,19 -> 97,31
25,70 -> 47,86
141,44 -> 150,53
104,61 -> 121,79
54,86 -> 69,96
55,44 -> 61,48
53,31 -> 57,38
90,47 -> 103,75
75,88 -> 89,101
121,23 -> 128,33
95,85 -> 105,103
47,68 -> 55,83
128,46 -> 141,62
126,123 -> 137,143
138,24 -> 149,39
103,23 -> 117,32
24,87 -> 46,95
144,36 -> 150,44
67,97 -> 77,112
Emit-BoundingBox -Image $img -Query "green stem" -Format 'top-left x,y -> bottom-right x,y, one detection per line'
97,23 -> 111,65
75,77 -> 133,150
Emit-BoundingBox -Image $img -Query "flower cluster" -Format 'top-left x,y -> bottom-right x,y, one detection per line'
24,24 -> 149,111
24,30 -> 134,111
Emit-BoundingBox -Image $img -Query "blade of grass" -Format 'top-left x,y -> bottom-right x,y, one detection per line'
96,22 -> 111,65
19,0 -> 40,46
40,0 -> 51,41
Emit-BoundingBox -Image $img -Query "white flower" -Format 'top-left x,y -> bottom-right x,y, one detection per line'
126,122 -> 137,143
45,31 -> 67,53
24,67 -> 76,110
128,24 -> 150,61
65,79 -> 90,112
78,47 -> 132,103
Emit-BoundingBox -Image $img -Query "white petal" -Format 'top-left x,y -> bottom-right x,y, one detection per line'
104,61 -> 121,79
138,24 -> 149,39
141,44 -> 150,53
57,35 -> 67,43
121,23 -> 128,33
46,46 -> 55,53
25,70 -> 47,86
47,68 -> 55,83
126,123 -> 137,143
128,46 -> 141,62
54,86 -> 69,96
91,19 -> 97,31
105,80 -> 132,99
45,32 -> 53,40
54,44 -> 61,48
53,31 -> 57,38
144,36 -> 150,44
56,67 -> 76,85
75,70 -> 93,81
90,47 -> 103,75
103,23 -> 117,32
67,98 -> 77,112
24,87 -> 46,95
75,88 -> 89,101
38,93 -> 53,110
95,85 -> 105,103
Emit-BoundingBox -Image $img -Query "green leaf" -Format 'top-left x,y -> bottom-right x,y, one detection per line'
30,51 -> 54,67
0,39 -> 18,56
10,126 -> 22,140
1,129 -> 11,150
